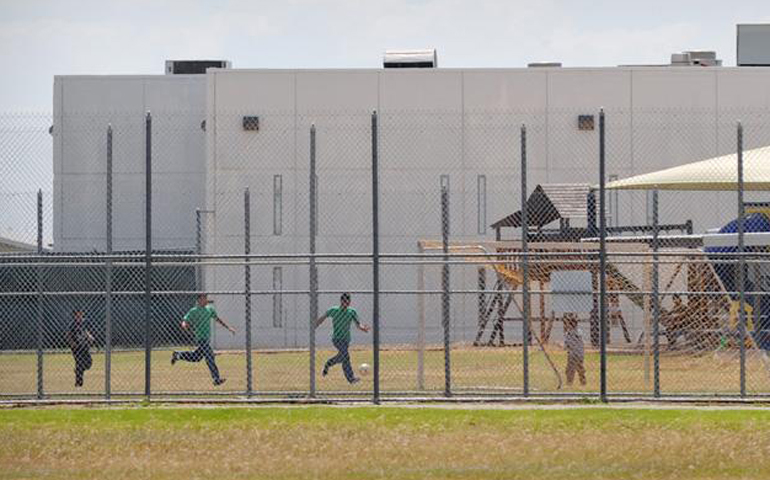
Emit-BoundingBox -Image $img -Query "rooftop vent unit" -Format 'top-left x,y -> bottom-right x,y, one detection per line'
528,61 -> 562,68
670,51 -> 721,67
383,49 -> 437,68
165,60 -> 231,75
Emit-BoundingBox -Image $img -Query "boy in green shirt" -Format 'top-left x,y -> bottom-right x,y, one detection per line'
171,293 -> 236,386
316,293 -> 370,383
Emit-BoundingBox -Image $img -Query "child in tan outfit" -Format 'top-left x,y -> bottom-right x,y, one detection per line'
563,313 -> 586,386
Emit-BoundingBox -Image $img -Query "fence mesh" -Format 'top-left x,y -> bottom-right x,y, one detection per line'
2,107 -> 770,400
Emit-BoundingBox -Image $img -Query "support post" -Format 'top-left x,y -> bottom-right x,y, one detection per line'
417,242 -> 426,390
652,189 -> 660,397
441,183 -> 451,397
105,124 -> 113,399
737,121 -> 746,398
36,189 -> 43,399
599,108 -> 608,403
372,112 -> 381,404
144,111 -> 152,399
520,124 -> 530,397
309,124 -> 318,399
244,188 -> 253,397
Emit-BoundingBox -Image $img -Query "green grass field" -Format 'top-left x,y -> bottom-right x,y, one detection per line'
2,406 -> 770,479
2,345 -> 770,397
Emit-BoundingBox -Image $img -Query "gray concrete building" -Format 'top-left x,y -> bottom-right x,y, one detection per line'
53,42 -> 770,349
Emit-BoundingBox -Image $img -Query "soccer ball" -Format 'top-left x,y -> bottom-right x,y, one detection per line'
359,363 -> 371,376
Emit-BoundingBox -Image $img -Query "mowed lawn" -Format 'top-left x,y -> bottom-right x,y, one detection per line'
2,406 -> 770,479
3,346 -> 770,396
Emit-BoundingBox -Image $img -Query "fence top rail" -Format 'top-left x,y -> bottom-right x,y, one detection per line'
0,256 -> 764,269
3,250 -> 770,262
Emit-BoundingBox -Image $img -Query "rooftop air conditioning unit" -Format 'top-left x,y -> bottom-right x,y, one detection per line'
687,50 -> 721,66
165,60 -> 231,75
670,51 -> 721,66
383,49 -> 438,68
670,52 -> 691,65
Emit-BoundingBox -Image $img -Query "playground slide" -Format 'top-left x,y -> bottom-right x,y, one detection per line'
489,263 -> 524,289
484,260 -> 646,312
605,263 -> 646,311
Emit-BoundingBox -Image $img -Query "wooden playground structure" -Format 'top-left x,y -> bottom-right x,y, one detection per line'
417,239 -> 732,357
416,182 -> 737,356
412,182 -> 770,390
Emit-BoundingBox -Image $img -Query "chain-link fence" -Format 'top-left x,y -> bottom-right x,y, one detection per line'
2,107 -> 770,401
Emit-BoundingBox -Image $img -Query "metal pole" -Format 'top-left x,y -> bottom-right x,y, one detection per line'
372,111 -> 381,404
144,111 -> 152,399
520,124 -> 530,397
417,242 -> 426,390
737,121 -> 746,398
599,108 -> 608,403
309,124 -> 318,399
652,189 -> 660,397
36,189 -> 43,399
441,183 -> 451,397
105,124 -> 113,400
244,188 -> 253,397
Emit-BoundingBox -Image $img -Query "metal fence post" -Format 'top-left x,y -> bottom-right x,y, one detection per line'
144,111 -> 152,399
309,124 -> 318,399
105,124 -> 113,400
652,189 -> 660,397
417,242 -> 426,390
520,124 -> 530,397
372,111 -> 381,404
599,108 -> 608,403
36,189 -> 43,399
737,121 -> 746,398
441,182 -> 451,397
244,188 -> 253,397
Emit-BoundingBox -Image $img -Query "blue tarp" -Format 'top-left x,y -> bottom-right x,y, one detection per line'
706,212 -> 770,350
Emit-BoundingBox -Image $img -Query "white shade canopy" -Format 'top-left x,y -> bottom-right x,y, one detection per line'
606,145 -> 770,191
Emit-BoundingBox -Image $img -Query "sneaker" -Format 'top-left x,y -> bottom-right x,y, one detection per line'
350,377 -> 361,384
171,352 -> 178,366
213,378 -> 227,386
322,365 -> 329,377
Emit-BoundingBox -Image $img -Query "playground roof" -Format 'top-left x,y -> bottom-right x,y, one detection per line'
491,184 -> 592,229
606,145 -> 770,191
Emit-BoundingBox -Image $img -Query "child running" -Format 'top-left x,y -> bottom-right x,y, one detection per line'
66,310 -> 94,387
316,293 -> 370,384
